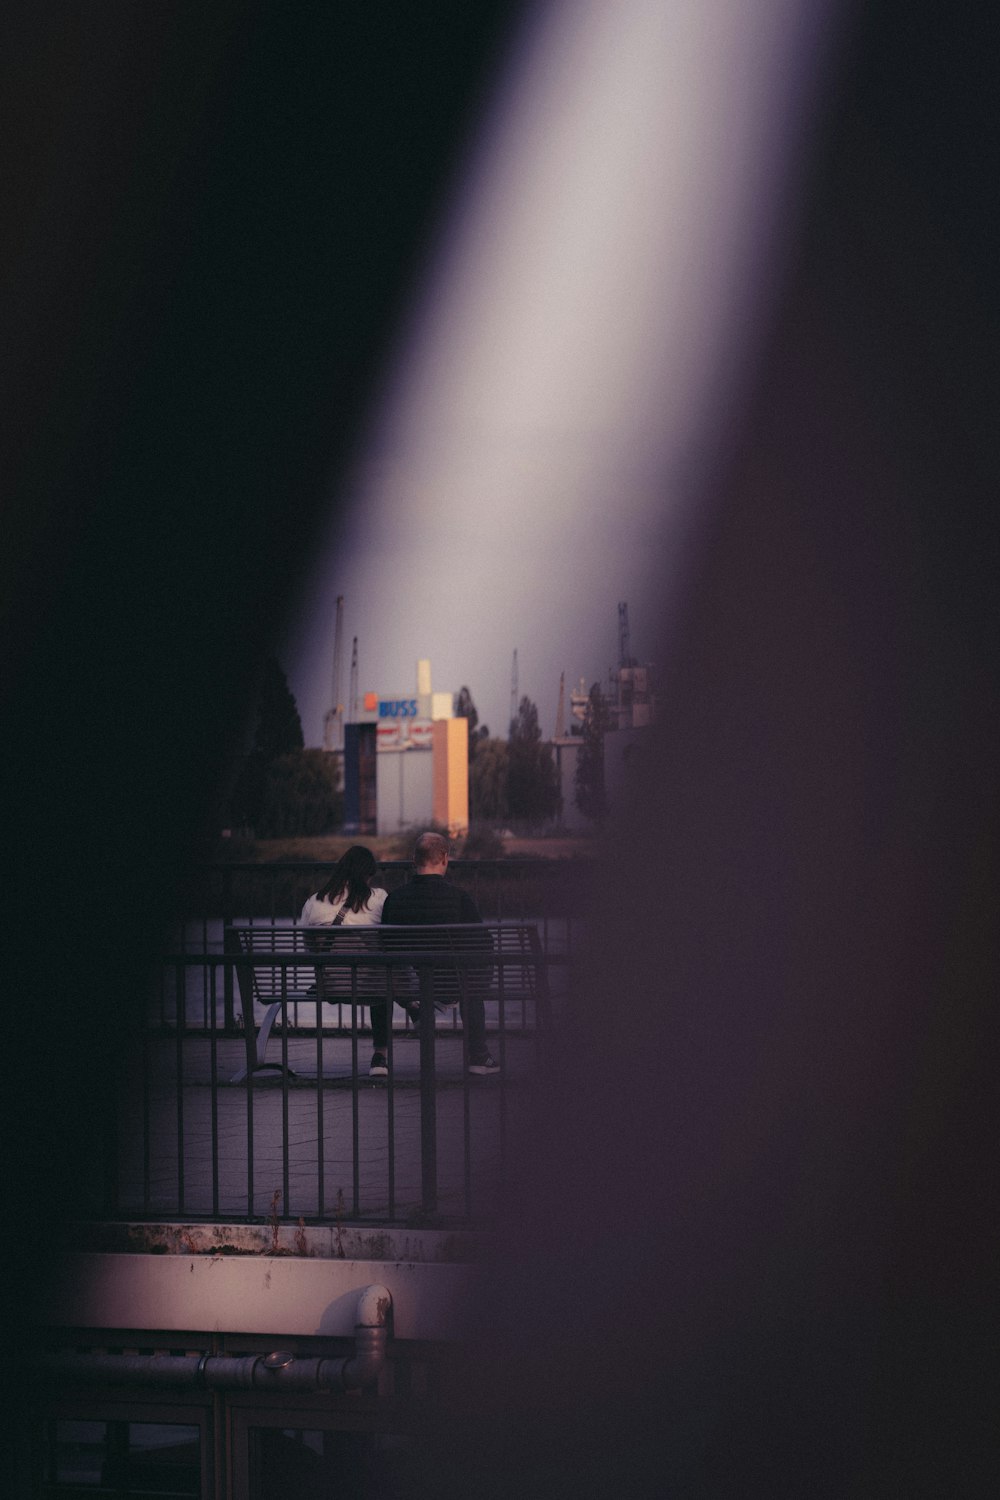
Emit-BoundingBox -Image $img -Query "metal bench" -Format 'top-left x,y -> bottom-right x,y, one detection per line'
224,921 -> 549,1084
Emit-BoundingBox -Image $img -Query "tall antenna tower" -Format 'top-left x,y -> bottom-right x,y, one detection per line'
322,595 -> 345,752
613,600 -> 640,730
618,601 -> 633,667
555,671 -> 566,738
509,648 -> 518,736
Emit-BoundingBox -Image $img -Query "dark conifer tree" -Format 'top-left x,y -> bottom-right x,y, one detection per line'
232,658 -> 306,828
454,685 -> 489,758
507,695 -> 559,825
253,657 -> 305,760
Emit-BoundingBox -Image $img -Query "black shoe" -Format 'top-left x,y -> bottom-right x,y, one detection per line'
405,1002 -> 421,1025
468,1051 -> 500,1075
369,1052 -> 388,1078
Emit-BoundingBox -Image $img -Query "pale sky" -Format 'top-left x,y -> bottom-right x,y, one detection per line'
282,0 -> 834,744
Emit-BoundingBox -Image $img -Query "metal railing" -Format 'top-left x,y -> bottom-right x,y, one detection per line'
179,857 -> 592,936
109,945 -> 565,1230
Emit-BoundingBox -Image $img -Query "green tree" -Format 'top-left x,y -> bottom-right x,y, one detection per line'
469,737 -> 509,821
454,685 -> 489,758
507,695 -> 559,825
575,682 -> 611,822
256,749 -> 342,837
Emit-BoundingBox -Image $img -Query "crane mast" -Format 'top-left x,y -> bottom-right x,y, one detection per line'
348,636 -> 359,721
322,595 -> 345,752
618,601 -> 633,667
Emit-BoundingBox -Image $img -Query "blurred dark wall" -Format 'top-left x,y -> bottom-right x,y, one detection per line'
453,5 -> 999,1496
0,0 -> 526,1434
3,1 -> 997,1494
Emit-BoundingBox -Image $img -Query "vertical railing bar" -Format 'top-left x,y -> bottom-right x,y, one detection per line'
245,976 -> 256,1220
498,956 -> 507,1184
104,1034 -> 120,1220
142,973 -> 153,1214
175,960 -> 185,1216
351,970 -> 360,1217
288,923 -> 298,1030
386,965 -> 396,1222
539,953 -> 556,1071
462,965 -> 473,1221
280,968 -> 290,1220
209,959 -> 220,1220
198,936 -> 208,1029
316,968 -> 325,1222
418,965 -> 438,1218
158,952 -> 167,1031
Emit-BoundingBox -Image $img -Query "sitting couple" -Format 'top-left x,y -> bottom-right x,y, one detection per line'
300,831 -> 499,1078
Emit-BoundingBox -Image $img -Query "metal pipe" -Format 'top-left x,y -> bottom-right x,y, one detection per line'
34,1282 -> 392,1395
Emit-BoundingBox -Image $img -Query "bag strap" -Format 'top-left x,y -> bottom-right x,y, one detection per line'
331,904 -> 349,926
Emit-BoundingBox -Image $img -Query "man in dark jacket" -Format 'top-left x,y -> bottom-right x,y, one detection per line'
381,831 -> 499,1075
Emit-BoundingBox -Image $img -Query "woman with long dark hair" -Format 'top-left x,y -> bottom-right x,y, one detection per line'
300,846 -> 392,1077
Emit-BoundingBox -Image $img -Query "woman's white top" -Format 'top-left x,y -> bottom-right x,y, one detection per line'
300,887 -> 387,926
299,887 -> 388,998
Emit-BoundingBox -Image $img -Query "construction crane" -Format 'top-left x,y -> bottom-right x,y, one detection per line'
509,648 -> 518,736
322,595 -> 345,752
348,637 -> 359,721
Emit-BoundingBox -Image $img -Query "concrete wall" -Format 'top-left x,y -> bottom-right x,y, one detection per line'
375,746 -> 434,835
603,726 -> 647,815
47,1251 -> 483,1343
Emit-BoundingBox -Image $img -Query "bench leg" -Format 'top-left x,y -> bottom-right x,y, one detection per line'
256,1001 -> 281,1065
230,1001 -> 297,1084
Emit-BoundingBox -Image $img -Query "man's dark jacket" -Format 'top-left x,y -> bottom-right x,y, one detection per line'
382,873 -> 483,926
381,874 -> 492,1001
